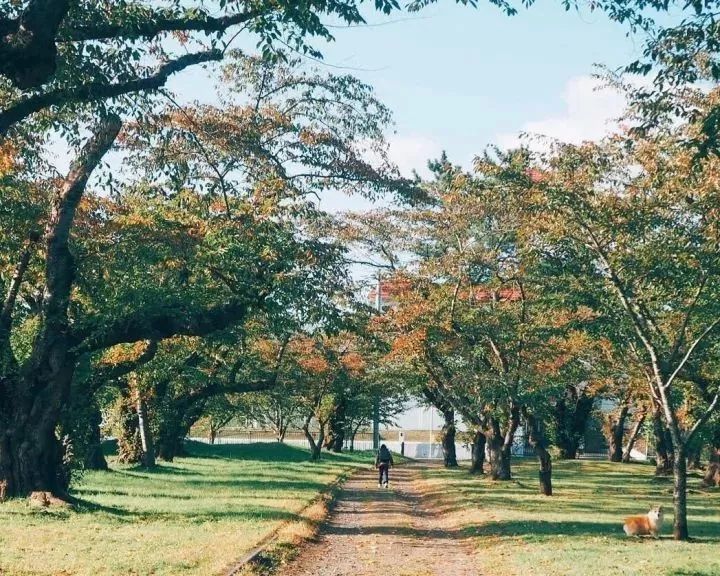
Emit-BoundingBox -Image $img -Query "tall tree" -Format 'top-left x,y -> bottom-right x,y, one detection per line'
526,105 -> 720,539
0,0 -> 404,134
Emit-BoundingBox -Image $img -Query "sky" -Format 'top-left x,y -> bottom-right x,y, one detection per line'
154,0 -> 642,217
49,3 -> 640,194
119,0 -> 642,287
47,0 -> 642,285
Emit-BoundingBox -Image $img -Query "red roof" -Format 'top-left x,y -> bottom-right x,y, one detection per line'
472,287 -> 522,302
368,278 -> 412,303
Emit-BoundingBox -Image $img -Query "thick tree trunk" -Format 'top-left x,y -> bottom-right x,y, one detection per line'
84,406 -> 108,471
325,396 -> 346,453
440,407 -> 458,468
116,395 -> 143,464
157,434 -> 184,462
703,463 -> 720,487
524,409 -> 552,496
302,414 -> 324,461
135,392 -> 156,468
487,407 -> 518,481
553,388 -> 594,460
622,408 -> 646,463
653,407 -> 674,476
607,405 -> 629,462
0,119 -> 120,497
673,445 -> 689,540
470,428 -> 486,475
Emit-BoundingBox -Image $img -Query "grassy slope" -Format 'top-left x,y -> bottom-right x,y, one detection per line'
421,459 -> 720,576
0,442 -> 372,576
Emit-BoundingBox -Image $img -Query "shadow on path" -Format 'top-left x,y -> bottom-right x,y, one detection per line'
280,464 -> 483,576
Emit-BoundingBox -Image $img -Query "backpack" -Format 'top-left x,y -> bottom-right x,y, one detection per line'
379,445 -> 391,462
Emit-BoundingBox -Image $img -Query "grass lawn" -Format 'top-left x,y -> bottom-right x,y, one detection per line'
0,442 -> 373,576
420,458 -> 720,576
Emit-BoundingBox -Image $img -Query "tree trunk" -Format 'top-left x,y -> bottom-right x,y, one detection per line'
553,387 -> 594,460
135,391 -> 156,468
622,408 -> 646,463
302,415 -> 324,461
0,119 -> 120,497
116,395 -> 143,464
440,407 -> 458,468
607,405 -> 629,462
703,463 -> 720,487
84,406 -> 108,471
653,407 -> 674,476
673,445 -> 689,540
687,445 -> 702,470
487,408 -> 518,481
524,410 -> 552,496
470,428 -> 486,475
325,396 -> 346,453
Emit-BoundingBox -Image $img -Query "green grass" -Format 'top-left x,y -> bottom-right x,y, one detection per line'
0,442 -> 372,576
420,459 -> 720,576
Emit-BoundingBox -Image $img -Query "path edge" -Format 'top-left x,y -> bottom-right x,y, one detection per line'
221,465 -> 362,576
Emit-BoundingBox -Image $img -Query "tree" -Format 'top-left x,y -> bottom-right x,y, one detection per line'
0,51 -> 407,495
0,0 -> 404,135
0,118 -> 120,497
527,107 -> 720,539
551,382 -> 595,460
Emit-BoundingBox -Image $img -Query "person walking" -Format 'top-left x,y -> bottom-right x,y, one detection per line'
375,443 -> 394,488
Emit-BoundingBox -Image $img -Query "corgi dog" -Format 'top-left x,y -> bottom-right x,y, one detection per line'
623,506 -> 664,537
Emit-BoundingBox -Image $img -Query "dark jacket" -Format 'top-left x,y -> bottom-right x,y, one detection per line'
375,446 -> 393,466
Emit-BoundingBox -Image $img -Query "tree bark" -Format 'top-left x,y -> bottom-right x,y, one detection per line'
116,394 -> 143,464
302,414 -> 324,461
653,406 -> 674,476
135,392 -> 156,468
0,118 -> 120,497
703,463 -> 720,487
553,386 -> 594,460
83,405 -> 108,471
440,407 -> 458,468
470,428 -> 486,475
622,408 -> 647,463
325,396 -> 346,453
607,405 -> 629,462
524,409 -> 552,496
487,407 -> 519,480
673,445 -> 689,540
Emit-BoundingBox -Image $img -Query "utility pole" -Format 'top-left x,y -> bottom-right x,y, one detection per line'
372,272 -> 382,452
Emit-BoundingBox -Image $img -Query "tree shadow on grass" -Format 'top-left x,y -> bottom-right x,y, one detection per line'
467,518 -> 720,542
668,569 -> 717,576
67,494 -> 303,524
122,464 -> 197,476
184,441 -> 313,463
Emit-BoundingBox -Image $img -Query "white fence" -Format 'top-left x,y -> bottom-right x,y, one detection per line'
188,436 -> 534,460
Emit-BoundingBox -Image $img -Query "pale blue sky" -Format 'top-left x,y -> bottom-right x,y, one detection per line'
158,1 -> 646,277
167,0 -> 642,186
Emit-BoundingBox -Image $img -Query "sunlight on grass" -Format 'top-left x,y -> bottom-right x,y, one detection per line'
0,442 -> 371,576
421,459 -> 720,576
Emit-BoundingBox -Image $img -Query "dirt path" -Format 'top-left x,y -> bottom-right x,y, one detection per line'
281,464 -> 483,576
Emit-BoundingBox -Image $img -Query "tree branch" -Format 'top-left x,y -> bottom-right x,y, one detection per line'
0,232 -> 40,333
686,388 -> 720,445
63,9 -> 260,42
0,49 -> 222,135
0,0 -> 70,88
663,317 -> 720,391
71,297 -> 260,355
88,340 -> 159,392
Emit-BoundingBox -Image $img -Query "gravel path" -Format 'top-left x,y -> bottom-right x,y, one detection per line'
280,464 -> 483,576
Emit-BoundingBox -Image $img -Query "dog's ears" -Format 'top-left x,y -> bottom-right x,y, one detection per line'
657,505 -> 664,512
